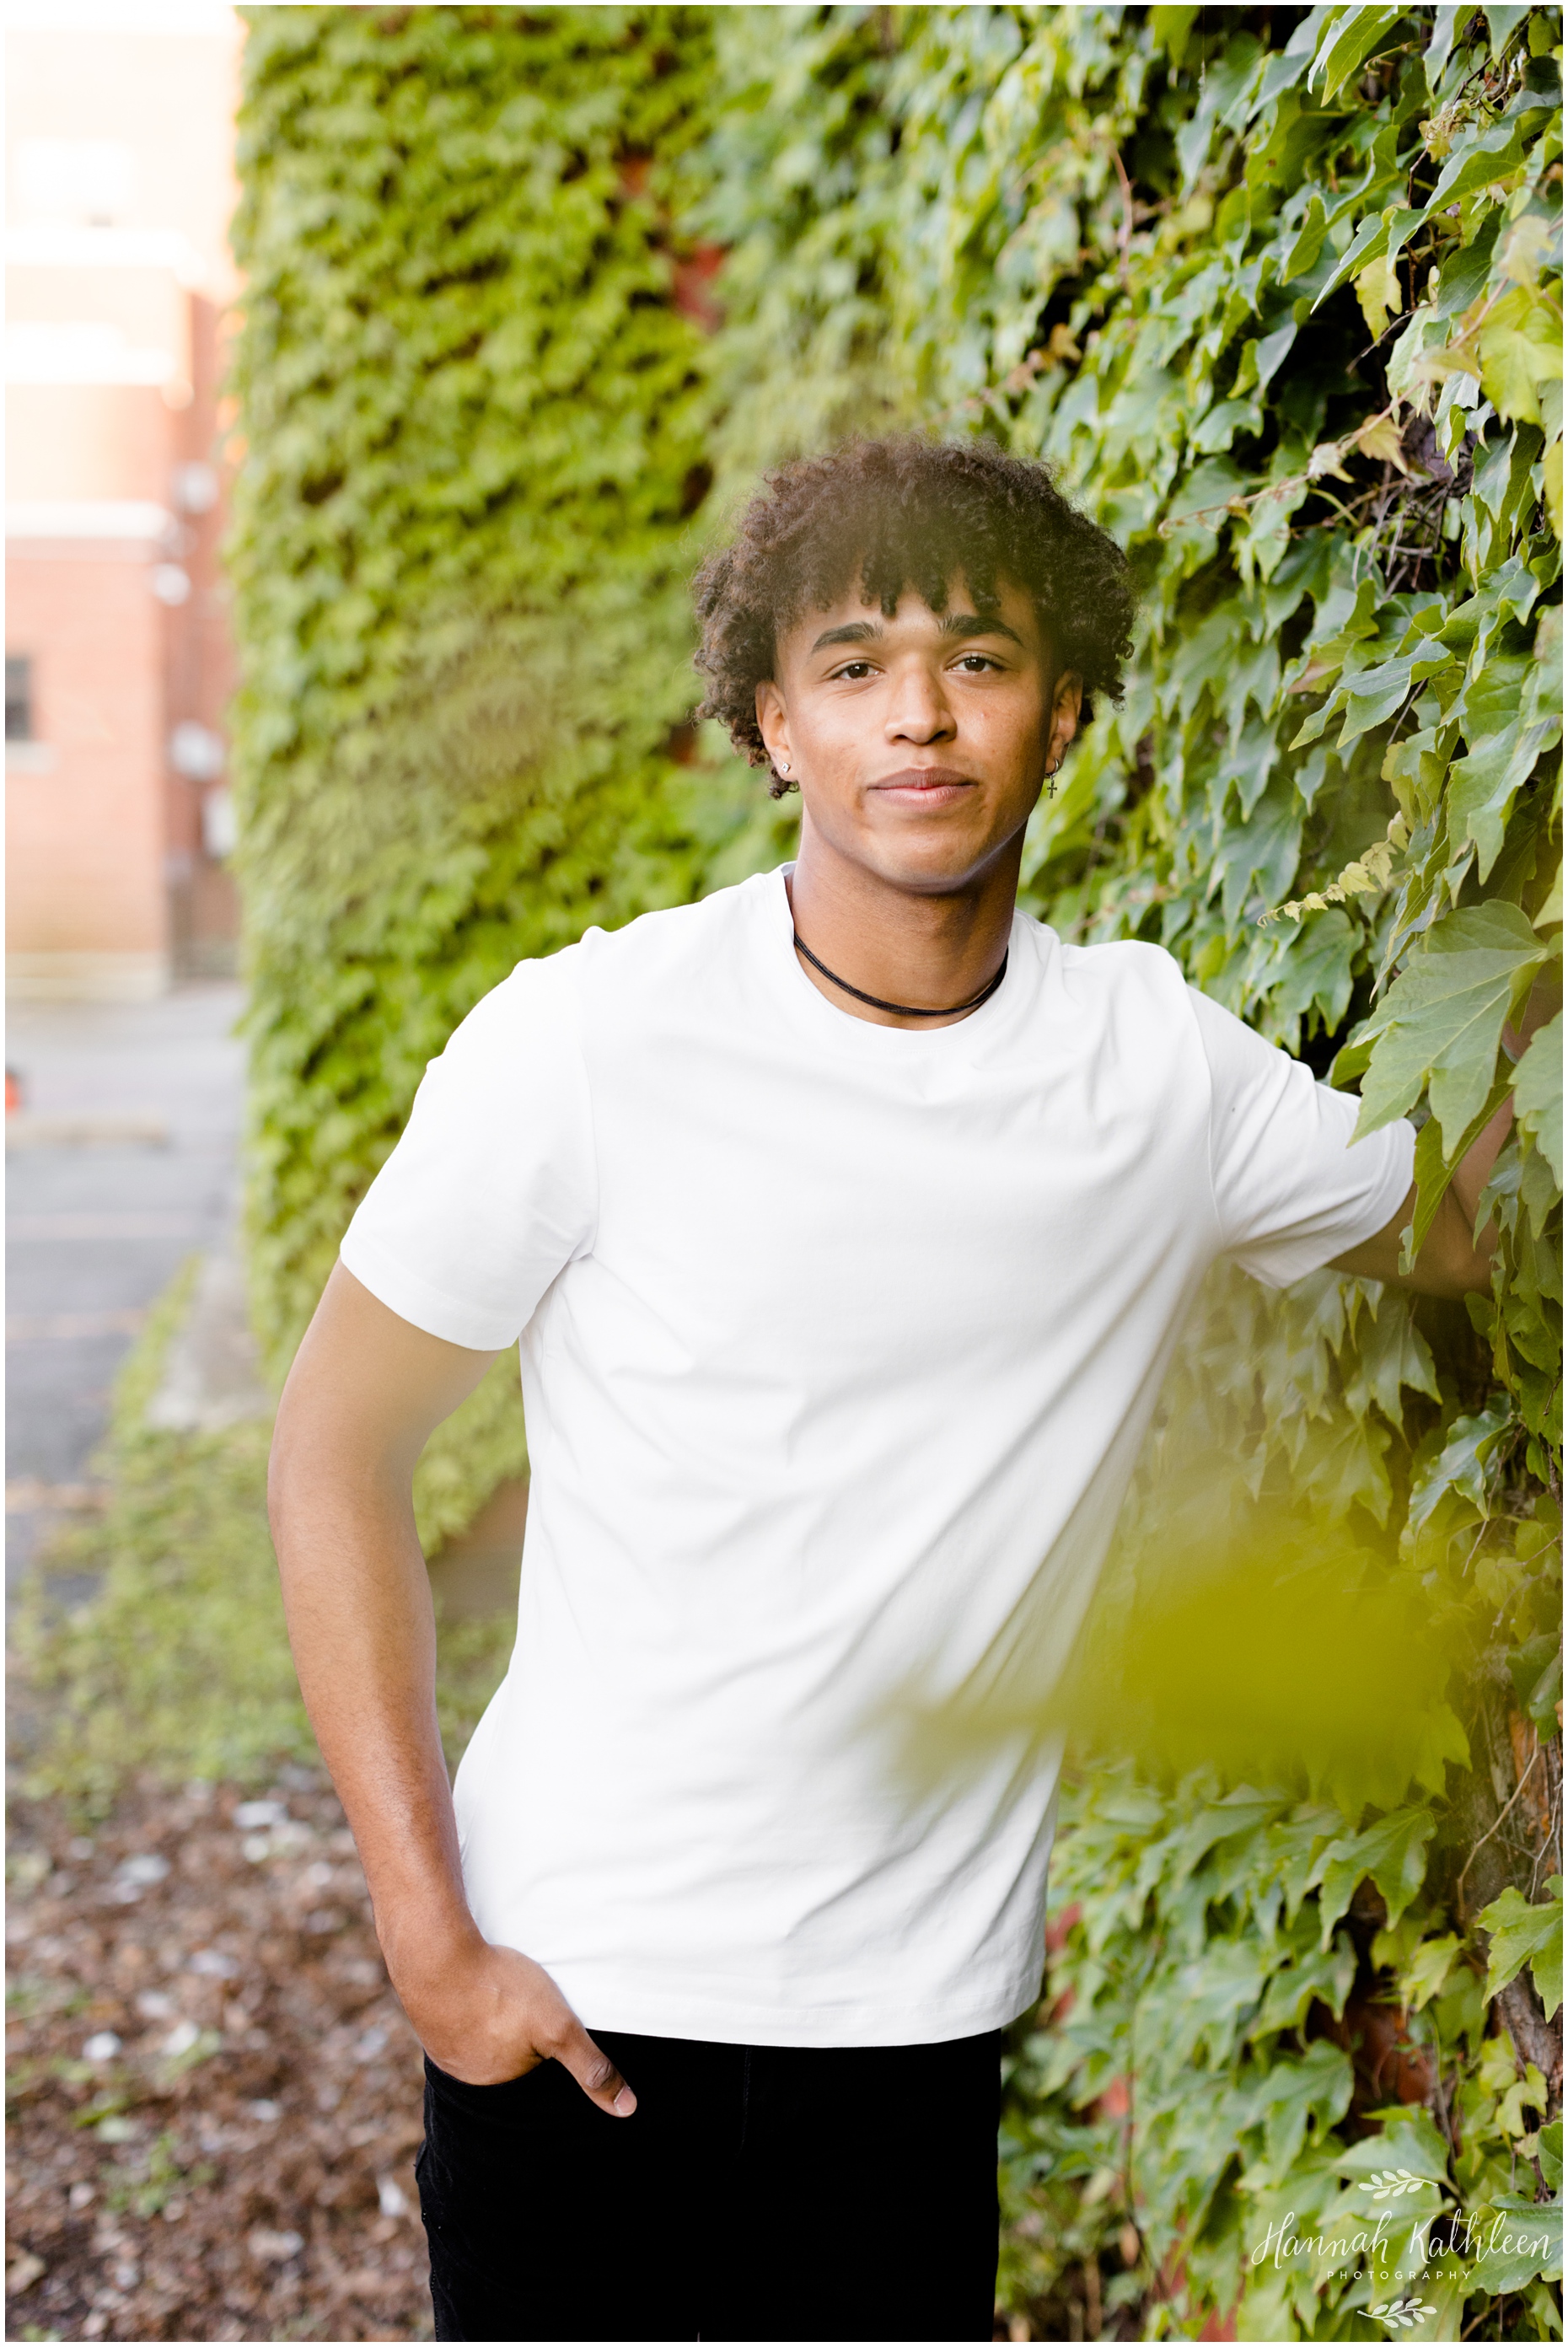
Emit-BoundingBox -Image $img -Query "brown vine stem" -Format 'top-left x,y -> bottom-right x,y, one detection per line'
1455,1744 -> 1543,1917
1427,2031 -> 1456,2157
1157,404 -> 1399,536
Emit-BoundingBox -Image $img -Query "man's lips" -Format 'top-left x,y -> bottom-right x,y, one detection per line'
869,766 -> 976,805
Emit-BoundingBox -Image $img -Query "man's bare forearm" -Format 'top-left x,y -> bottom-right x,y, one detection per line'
1333,1102 -> 1512,1297
267,1265 -> 636,2110
268,1438 -> 480,1989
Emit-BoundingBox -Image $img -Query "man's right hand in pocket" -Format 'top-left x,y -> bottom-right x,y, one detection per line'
395,1936 -> 638,2115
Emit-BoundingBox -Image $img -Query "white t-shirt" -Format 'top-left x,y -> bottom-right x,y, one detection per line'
341,867 -> 1414,2048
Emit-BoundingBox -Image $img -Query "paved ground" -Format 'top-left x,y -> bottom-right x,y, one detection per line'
6,984 -> 246,1592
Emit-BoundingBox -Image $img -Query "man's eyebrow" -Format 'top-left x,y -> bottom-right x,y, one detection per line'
939,610 -> 1024,647
810,619 -> 884,653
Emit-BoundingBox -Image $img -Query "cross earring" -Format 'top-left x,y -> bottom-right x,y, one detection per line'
1045,756 -> 1061,798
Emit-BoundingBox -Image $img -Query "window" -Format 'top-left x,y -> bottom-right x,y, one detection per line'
6,657 -> 33,743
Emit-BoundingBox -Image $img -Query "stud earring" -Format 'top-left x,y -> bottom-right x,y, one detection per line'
779,760 -> 790,774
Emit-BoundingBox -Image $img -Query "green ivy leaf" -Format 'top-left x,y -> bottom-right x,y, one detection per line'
1399,1931 -> 1462,2011
1347,1296 -> 1440,1421
1508,1634 -> 1563,1737
1476,1877 -> 1564,2017
1331,2107 -> 1453,2187
1253,1930 -> 1358,2034
1310,3 -> 1405,101
1151,6 -> 1202,67
1511,1011 -> 1564,1184
1310,1807 -> 1436,1943
1313,209 -> 1395,308
1447,717 -> 1560,878
1271,907 -> 1358,1040
1382,726 -> 1449,825
1465,2193 -> 1563,2296
1478,282 -> 1567,425
1250,2040 -> 1355,2179
1347,905 -> 1552,1150
1420,113 -> 1532,218
1484,6 -> 1533,58
1405,1401 -> 1512,1539
1281,191 -> 1329,282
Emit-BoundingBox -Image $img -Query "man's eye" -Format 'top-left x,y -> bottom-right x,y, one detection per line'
832,661 -> 875,680
955,653 -> 1000,674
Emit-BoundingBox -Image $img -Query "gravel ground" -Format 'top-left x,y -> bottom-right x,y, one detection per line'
5,1770 -> 432,2342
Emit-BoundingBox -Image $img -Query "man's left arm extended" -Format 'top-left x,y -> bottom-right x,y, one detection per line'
1330,978 -> 1560,1298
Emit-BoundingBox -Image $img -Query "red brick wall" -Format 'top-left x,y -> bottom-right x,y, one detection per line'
6,542 -> 171,962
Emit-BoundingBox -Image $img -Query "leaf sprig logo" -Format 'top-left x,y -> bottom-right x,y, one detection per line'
1370,2299 -> 1434,2333
1365,2169 -> 1427,2201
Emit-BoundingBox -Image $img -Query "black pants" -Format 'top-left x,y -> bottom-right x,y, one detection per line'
416,2027 -> 1001,2342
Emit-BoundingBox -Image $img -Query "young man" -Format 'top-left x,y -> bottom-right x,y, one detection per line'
270,437 -> 1509,2344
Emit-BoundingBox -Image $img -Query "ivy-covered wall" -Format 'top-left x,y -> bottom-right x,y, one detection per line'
227,4 -> 781,1539
689,5 -> 1561,2335
230,6 -> 1561,2338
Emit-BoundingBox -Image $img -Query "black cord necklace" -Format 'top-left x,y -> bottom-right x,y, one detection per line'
792,932 -> 1009,1018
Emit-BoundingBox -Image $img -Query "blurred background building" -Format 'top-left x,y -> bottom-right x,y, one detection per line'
5,0 -> 243,1000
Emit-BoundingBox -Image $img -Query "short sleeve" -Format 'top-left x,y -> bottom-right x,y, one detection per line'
339,957 -> 597,1350
1186,986 -> 1415,1289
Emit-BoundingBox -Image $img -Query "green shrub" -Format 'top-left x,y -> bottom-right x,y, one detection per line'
13,1272 -> 515,1812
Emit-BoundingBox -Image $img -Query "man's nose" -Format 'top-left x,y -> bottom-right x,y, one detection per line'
885,667 -> 954,742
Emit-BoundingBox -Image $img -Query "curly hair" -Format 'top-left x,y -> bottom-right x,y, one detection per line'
692,435 -> 1136,795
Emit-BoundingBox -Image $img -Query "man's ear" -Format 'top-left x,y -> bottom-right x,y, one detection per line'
755,679 -> 791,771
1048,671 -> 1083,765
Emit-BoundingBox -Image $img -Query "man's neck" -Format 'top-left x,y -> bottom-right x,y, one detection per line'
785,824 -> 1023,1030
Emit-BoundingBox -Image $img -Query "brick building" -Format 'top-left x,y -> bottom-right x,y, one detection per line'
5,3 -> 242,1000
